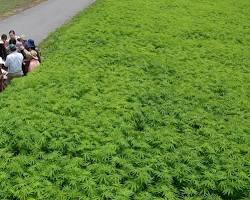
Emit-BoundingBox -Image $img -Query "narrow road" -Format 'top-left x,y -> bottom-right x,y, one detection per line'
0,0 -> 95,44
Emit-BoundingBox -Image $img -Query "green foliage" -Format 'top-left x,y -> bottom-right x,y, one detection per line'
0,0 -> 249,199
0,0 -> 45,18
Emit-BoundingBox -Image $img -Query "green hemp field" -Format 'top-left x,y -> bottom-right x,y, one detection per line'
0,0 -> 249,199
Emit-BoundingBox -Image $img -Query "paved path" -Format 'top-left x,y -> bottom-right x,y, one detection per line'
0,0 -> 94,44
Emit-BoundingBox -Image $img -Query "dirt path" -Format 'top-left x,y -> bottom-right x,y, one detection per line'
0,0 -> 95,44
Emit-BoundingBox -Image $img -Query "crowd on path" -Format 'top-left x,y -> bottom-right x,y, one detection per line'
0,30 -> 41,92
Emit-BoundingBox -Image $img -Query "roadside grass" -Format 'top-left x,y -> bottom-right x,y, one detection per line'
0,0 -> 46,19
0,0 -> 249,199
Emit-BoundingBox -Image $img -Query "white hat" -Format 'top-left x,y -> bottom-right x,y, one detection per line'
20,34 -> 26,40
0,57 -> 5,65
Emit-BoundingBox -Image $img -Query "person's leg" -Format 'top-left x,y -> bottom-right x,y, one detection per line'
0,75 -> 4,92
6,72 -> 23,84
25,60 -> 30,74
6,75 -> 13,85
22,63 -> 26,76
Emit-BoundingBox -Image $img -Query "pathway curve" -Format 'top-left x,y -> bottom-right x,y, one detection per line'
0,0 -> 95,44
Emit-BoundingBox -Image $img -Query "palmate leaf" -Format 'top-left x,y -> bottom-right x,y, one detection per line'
203,194 -> 223,200
126,180 -> 140,192
110,174 -> 122,185
182,187 -> 198,196
114,188 -> 133,200
0,0 -> 249,199
134,191 -> 153,200
101,190 -> 114,200
137,168 -> 152,186
96,174 -> 109,185
81,179 -> 96,197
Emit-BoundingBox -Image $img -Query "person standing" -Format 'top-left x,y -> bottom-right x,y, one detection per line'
5,44 -> 24,84
9,30 -> 18,40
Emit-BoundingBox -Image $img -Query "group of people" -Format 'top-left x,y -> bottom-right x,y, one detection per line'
0,30 -> 41,90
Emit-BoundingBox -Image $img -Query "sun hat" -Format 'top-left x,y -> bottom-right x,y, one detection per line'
27,39 -> 35,48
30,50 -> 38,60
0,57 -> 5,65
20,34 -> 26,40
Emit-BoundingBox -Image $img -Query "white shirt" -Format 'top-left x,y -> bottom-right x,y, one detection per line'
1,69 -> 8,79
5,51 -> 24,74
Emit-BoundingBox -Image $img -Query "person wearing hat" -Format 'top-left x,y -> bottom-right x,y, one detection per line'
27,39 -> 41,63
20,39 -> 41,74
6,38 -> 17,55
28,50 -> 40,72
4,44 -> 24,84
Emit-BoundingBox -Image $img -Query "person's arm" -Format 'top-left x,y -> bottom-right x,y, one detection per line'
20,46 -> 32,60
35,48 -> 42,63
3,46 -> 7,60
5,56 -> 10,69
0,44 -> 7,60
24,49 -> 32,60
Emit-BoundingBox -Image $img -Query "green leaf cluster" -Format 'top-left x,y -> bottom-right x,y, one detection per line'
0,0 -> 249,199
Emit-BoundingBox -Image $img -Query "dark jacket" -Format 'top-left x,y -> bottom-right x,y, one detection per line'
0,43 -> 7,60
